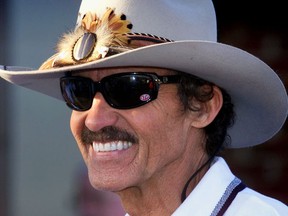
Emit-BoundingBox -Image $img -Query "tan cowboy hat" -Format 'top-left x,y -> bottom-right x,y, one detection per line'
0,0 -> 287,148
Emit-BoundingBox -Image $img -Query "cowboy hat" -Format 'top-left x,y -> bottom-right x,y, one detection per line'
0,0 -> 287,148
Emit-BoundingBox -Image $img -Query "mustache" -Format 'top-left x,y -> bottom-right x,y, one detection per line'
81,126 -> 139,144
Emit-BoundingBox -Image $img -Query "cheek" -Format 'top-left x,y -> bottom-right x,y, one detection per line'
70,111 -> 94,165
70,111 -> 87,145
129,98 -> 189,168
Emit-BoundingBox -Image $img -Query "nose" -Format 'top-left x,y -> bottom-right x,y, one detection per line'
85,93 -> 119,132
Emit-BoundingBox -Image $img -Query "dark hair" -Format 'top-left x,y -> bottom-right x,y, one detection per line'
177,72 -> 235,156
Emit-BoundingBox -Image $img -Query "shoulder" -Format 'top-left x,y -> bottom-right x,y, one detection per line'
225,187 -> 288,216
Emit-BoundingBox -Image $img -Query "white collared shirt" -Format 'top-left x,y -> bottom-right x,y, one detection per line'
126,157 -> 288,215
173,157 -> 288,216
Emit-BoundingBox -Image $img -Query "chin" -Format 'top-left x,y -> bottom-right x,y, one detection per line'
87,171 -> 130,192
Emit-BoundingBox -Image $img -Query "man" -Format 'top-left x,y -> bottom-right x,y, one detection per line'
0,0 -> 287,215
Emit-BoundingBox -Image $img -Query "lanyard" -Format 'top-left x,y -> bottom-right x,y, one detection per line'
211,177 -> 246,216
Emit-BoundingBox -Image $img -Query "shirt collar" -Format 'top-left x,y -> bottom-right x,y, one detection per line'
172,157 -> 235,216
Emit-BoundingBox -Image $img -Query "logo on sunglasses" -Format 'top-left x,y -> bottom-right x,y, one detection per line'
140,94 -> 151,102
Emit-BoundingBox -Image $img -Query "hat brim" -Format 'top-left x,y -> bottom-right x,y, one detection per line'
1,40 -> 287,148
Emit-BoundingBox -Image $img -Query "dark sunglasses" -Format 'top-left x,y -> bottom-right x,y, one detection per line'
60,72 -> 181,111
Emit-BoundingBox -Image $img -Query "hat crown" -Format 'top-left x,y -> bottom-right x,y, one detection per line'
77,0 -> 217,42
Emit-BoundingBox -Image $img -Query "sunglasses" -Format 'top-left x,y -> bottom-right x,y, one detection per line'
60,72 -> 181,111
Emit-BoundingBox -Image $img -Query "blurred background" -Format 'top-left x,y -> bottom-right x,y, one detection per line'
0,0 -> 287,215
213,0 -> 288,205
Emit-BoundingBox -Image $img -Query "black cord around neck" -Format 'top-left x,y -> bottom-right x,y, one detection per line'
180,155 -> 215,203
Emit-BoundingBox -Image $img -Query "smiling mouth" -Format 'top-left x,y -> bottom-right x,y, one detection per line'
92,141 -> 133,152
82,126 -> 138,153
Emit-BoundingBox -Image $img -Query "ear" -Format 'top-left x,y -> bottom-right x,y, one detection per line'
190,86 -> 223,129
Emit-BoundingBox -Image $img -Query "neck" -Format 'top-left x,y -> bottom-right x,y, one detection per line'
117,153 -> 210,216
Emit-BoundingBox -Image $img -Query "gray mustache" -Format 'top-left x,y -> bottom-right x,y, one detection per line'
81,126 -> 138,144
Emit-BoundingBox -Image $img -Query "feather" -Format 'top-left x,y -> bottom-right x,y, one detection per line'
39,8 -> 133,69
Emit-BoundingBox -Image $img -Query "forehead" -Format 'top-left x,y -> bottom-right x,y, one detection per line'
72,67 -> 175,79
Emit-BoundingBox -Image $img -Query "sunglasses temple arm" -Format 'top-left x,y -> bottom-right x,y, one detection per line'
159,75 -> 181,84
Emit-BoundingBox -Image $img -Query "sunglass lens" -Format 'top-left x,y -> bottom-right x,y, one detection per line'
60,78 -> 93,111
103,74 -> 158,109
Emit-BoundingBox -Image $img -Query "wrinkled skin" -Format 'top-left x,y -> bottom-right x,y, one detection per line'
70,67 -> 223,215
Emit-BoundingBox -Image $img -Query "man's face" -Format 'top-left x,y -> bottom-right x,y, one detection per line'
70,67 -> 202,192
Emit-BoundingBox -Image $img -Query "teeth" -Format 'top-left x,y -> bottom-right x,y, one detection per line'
93,141 -> 133,152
